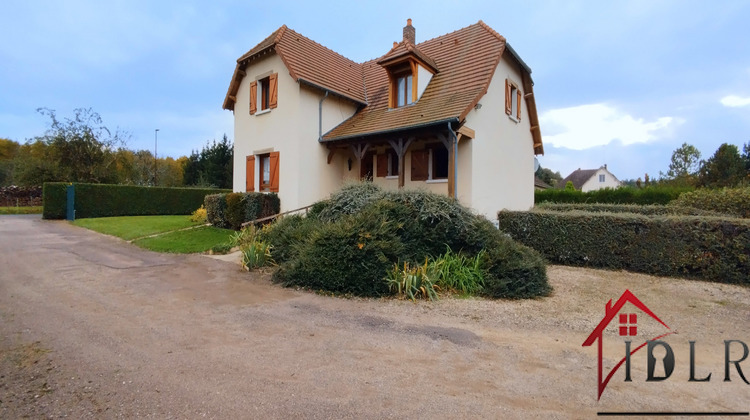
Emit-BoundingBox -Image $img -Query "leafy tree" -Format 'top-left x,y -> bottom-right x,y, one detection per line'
36,108 -> 128,183
564,180 -> 576,191
535,166 -> 562,187
666,142 -> 701,180
183,134 -> 233,188
0,138 -> 20,186
698,143 -> 746,188
742,142 -> 750,175
12,140 -> 61,186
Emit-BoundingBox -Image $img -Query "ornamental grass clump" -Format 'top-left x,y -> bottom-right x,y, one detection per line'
386,260 -> 439,302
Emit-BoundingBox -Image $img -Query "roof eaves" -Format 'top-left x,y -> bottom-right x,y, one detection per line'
298,78 -> 367,106
321,117 -> 459,143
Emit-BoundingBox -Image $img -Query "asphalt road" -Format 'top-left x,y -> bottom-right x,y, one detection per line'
1,215 -> 749,419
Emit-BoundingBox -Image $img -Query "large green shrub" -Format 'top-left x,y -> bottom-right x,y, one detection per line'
42,182 -> 228,219
268,183 -> 549,299
204,192 -> 280,230
498,210 -> 750,285
274,206 -> 404,297
670,187 -> 750,218
535,186 -> 692,205
536,202 -> 725,217
42,182 -> 68,219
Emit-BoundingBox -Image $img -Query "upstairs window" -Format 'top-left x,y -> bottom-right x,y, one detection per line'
249,73 -> 278,115
599,174 -> 605,183
505,78 -> 522,122
396,73 -> 413,107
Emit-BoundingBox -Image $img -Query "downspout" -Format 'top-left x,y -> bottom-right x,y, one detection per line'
319,91 -> 329,141
448,122 -> 458,199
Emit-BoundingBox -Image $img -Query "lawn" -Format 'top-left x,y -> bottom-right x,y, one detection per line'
0,206 -> 43,214
73,215 -> 201,240
132,226 -> 235,253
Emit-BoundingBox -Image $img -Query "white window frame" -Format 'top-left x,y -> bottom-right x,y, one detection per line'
599,174 -> 605,183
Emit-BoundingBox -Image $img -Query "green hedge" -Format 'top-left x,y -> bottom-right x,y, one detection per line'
536,203 -> 725,217
669,187 -> 750,218
204,192 -> 280,230
42,182 -> 229,220
535,186 -> 693,205
497,210 -> 750,285
42,183 -> 68,219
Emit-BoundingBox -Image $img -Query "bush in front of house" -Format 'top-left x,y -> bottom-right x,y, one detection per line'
264,183 -> 550,299
204,192 -> 280,230
536,202 -> 726,217
534,185 -> 692,205
669,187 -> 750,218
497,209 -> 750,285
42,182 -> 228,219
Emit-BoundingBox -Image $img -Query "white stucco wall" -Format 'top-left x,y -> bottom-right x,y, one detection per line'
580,168 -> 621,192
231,53 -> 358,211
462,53 -> 536,219
416,65 -> 433,101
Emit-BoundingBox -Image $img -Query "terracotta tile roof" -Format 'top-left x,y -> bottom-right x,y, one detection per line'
223,25 -> 366,110
376,41 -> 438,72
324,21 -> 508,142
534,175 -> 552,189
558,168 -> 599,190
223,21 -> 544,155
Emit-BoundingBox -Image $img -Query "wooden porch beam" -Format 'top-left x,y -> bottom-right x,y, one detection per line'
388,137 -> 413,189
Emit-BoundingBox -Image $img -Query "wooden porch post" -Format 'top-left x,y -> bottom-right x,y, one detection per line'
388,137 -> 413,189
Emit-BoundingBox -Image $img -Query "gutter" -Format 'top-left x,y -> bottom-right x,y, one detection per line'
448,121 -> 458,199
319,91 -> 329,142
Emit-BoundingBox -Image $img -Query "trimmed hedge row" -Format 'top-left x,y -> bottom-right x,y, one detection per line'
535,186 -> 693,205
204,192 -> 280,229
670,187 -> 750,218
536,202 -> 726,217
42,182 -> 229,219
497,210 -> 750,285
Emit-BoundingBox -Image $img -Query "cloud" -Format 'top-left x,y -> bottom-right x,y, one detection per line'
540,103 -> 677,150
720,95 -> 750,107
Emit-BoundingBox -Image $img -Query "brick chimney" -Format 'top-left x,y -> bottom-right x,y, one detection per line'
403,18 -> 415,44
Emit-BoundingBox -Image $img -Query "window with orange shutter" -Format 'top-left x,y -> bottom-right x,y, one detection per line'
505,78 -> 522,123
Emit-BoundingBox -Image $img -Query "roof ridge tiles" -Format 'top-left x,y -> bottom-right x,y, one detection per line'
477,20 -> 506,42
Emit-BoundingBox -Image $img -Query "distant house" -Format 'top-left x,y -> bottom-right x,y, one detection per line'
534,175 -> 552,190
558,165 -> 621,192
222,19 -> 545,219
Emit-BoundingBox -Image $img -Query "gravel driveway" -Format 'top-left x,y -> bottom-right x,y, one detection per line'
1,215 -> 749,418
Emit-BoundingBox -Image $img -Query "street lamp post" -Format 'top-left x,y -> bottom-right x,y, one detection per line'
154,129 -> 159,185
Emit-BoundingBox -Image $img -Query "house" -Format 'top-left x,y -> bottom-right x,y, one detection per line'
558,165 -> 621,192
223,19 -> 544,219
534,175 -> 552,190
582,290 -> 673,400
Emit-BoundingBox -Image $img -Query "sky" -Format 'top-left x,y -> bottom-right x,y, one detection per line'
1,0 -> 749,181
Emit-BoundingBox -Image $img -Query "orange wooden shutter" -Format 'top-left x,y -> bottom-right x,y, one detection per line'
410,150 -> 429,181
516,89 -> 522,121
504,79 -> 512,115
376,153 -> 388,177
269,151 -> 280,192
269,73 -> 278,109
246,155 -> 255,192
249,81 -> 257,115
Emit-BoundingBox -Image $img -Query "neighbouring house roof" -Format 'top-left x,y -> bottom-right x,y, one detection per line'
223,21 -> 544,155
534,175 -> 552,189
558,168 -> 599,189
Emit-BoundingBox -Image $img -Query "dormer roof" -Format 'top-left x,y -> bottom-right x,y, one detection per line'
376,41 -> 438,73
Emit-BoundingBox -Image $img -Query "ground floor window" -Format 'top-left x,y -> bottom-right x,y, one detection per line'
246,151 -> 279,193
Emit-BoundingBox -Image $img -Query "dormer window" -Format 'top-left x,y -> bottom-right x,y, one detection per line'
378,19 -> 438,109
